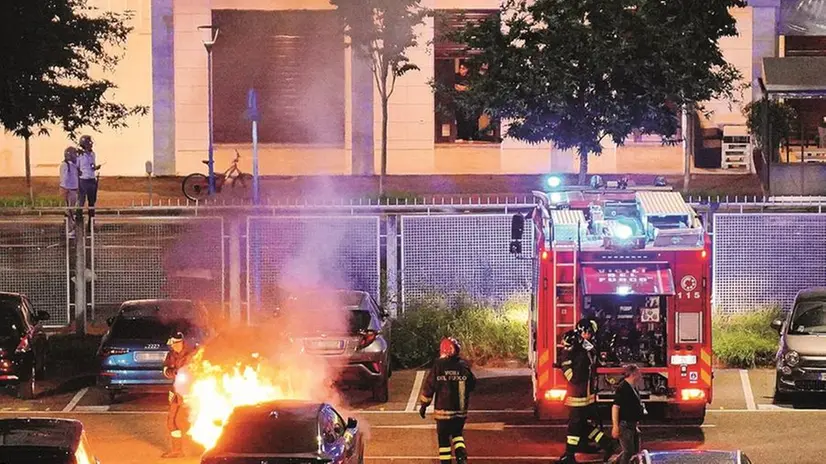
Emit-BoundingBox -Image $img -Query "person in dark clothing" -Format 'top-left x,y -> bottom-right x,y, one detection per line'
162,331 -> 197,459
419,337 -> 476,464
557,320 -> 616,464
611,364 -> 646,464
454,63 -> 477,141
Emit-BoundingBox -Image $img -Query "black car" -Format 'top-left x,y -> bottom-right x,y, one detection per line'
0,418 -> 100,464
201,400 -> 365,464
0,292 -> 51,399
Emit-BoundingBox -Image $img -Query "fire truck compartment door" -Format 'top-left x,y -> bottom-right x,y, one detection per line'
581,263 -> 676,296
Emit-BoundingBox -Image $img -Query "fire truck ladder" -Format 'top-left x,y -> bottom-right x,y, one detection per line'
552,244 -> 579,348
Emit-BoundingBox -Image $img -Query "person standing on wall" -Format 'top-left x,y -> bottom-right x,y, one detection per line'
76,135 -> 101,225
611,364 -> 646,464
59,146 -> 79,238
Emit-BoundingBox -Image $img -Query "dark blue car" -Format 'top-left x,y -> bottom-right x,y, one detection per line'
96,299 -> 212,402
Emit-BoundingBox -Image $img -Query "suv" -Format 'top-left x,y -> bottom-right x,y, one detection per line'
276,290 -> 392,402
772,287 -> 826,403
0,418 -> 100,464
96,299 -> 212,402
0,293 -> 50,399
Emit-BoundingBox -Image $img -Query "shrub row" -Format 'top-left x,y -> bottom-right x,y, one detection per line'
712,306 -> 782,369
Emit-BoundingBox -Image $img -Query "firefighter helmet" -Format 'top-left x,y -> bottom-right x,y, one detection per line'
439,337 -> 461,357
166,331 -> 184,346
576,318 -> 599,336
561,330 -> 578,351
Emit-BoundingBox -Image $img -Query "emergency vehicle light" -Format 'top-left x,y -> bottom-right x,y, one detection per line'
670,354 -> 697,365
680,388 -> 705,401
546,175 -> 562,188
544,389 -> 567,401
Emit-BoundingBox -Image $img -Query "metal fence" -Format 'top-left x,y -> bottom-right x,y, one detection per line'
713,213 -> 826,313
0,219 -> 70,325
92,217 -> 225,315
401,214 -> 534,310
246,216 -> 381,313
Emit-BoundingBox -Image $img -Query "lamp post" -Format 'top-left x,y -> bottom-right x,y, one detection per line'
198,24 -> 220,195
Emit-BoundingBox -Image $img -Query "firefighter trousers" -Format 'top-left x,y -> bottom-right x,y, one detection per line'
564,404 -> 610,457
436,418 -> 467,462
166,393 -> 190,454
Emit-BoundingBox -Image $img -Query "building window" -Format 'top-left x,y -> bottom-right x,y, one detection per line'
211,10 -> 345,145
433,10 -> 500,144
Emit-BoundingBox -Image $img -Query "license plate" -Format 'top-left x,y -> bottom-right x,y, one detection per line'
134,351 -> 168,363
307,339 -> 344,350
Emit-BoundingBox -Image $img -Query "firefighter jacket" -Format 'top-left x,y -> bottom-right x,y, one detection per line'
560,344 -> 596,408
419,356 -> 477,420
163,345 -> 196,403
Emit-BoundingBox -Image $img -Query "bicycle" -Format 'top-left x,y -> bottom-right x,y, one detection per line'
182,150 -> 252,202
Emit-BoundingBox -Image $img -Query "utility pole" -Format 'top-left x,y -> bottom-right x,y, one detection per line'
74,213 -> 86,336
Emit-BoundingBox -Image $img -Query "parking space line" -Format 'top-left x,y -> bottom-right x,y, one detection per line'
63,387 -> 89,412
372,423 -> 716,430
406,371 -> 425,412
739,369 -> 757,411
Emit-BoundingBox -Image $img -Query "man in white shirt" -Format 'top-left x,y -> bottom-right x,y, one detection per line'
77,135 -> 101,220
59,146 -> 79,238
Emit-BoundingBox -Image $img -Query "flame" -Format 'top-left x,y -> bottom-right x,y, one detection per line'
176,348 -> 320,451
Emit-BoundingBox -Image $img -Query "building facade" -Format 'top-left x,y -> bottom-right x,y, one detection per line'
0,0 -> 796,178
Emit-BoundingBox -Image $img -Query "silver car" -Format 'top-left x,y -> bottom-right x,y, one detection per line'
772,287 -> 826,402
277,290 -> 392,402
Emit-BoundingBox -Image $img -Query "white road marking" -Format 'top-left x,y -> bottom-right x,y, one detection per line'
739,369 -> 757,411
62,387 -> 89,412
75,405 -> 110,412
406,371 -> 425,412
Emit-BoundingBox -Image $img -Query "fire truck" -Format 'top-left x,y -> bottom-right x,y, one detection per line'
510,180 -> 712,424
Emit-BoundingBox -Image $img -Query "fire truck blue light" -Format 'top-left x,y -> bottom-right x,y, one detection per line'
546,176 -> 562,188
616,285 -> 632,296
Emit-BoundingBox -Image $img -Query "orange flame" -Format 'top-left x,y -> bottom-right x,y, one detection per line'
175,348 -> 321,451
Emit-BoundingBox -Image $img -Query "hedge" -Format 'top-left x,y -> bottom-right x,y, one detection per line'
712,306 -> 782,369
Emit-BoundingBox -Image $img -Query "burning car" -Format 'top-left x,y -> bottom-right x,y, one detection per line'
200,400 -> 364,464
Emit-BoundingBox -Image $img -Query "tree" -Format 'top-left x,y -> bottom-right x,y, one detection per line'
450,0 -> 746,184
330,0 -> 428,195
0,0 -> 148,203
744,99 -> 798,163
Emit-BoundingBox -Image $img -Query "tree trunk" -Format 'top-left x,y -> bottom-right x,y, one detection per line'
380,97 -> 389,197
577,153 -> 589,185
24,135 -> 34,204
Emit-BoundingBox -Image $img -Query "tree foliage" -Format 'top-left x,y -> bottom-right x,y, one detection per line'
744,99 -> 798,162
449,0 -> 746,181
0,0 -> 148,140
330,0 -> 428,192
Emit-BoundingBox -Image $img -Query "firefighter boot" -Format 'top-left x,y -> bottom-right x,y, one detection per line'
599,436 -> 619,463
555,454 -> 578,464
161,435 -> 184,458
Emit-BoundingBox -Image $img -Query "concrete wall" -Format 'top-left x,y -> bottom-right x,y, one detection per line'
770,163 -> 826,196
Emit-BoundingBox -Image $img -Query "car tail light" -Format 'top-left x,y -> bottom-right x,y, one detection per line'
544,389 -> 567,402
15,337 -> 30,354
680,388 -> 705,402
101,347 -> 130,357
358,330 -> 378,349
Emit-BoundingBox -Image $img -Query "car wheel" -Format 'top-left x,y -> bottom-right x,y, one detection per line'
372,369 -> 389,403
17,365 -> 36,400
35,354 -> 47,381
106,390 -> 120,404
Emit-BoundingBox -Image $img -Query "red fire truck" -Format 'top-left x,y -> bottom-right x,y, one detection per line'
510,183 -> 712,424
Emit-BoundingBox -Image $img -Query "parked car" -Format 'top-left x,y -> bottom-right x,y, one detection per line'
771,287 -> 826,402
632,449 -> 752,464
0,418 -> 100,464
96,299 -> 212,402
201,400 -> 364,464
276,289 -> 392,402
0,292 -> 50,399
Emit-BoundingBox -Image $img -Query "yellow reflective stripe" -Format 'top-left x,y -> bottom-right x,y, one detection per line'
452,436 -> 465,444
564,395 -> 595,407
170,430 -> 182,438
439,457 -> 452,461
454,442 -> 466,450
588,429 -> 599,439
594,432 -> 604,443
563,369 -> 573,380
561,360 -> 572,366
567,436 -> 580,445
459,380 -> 466,411
439,447 -> 452,453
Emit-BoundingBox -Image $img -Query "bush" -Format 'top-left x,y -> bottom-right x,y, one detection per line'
712,306 -> 781,368
390,296 -> 528,369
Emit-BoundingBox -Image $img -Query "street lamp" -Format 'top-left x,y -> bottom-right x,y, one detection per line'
198,24 -> 220,195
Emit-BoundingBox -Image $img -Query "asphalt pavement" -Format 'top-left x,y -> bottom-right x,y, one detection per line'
0,368 -> 824,463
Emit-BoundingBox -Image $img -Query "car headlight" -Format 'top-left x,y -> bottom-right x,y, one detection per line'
784,350 -> 800,367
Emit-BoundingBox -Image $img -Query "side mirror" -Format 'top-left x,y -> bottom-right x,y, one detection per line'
346,417 -> 358,429
106,316 -> 115,327
36,310 -> 50,321
511,214 -> 525,240
771,319 -> 783,332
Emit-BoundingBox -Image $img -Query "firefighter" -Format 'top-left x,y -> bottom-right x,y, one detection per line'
418,337 -> 476,464
556,320 -> 617,464
162,330 -> 196,459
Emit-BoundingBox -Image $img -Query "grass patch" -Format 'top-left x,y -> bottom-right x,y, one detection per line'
0,195 -> 64,207
391,296 -> 528,368
712,306 -> 781,368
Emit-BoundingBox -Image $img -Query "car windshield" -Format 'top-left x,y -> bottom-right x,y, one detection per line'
789,301 -> 826,334
215,419 -> 319,454
0,311 -> 23,338
110,317 -> 200,340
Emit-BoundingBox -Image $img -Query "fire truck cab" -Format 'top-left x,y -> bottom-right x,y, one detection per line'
510,180 -> 712,424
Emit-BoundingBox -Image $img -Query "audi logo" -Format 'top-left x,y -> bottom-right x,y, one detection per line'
144,344 -> 161,349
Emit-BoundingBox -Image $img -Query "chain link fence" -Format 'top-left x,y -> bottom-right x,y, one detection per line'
0,219 -> 69,326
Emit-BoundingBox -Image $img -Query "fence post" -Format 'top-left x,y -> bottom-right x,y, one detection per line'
229,217 -> 242,325
386,215 -> 398,317
74,214 -> 86,336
